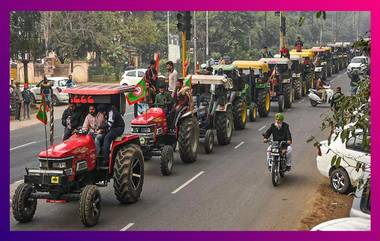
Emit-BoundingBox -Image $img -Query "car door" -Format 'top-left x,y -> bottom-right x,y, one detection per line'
344,134 -> 370,182
33,80 -> 44,101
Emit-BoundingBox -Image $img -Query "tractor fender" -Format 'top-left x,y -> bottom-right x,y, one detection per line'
109,134 -> 141,174
216,102 -> 232,112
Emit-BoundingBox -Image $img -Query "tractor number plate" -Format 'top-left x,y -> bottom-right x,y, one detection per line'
51,176 -> 59,184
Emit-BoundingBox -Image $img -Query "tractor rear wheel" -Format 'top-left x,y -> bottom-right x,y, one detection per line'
232,97 -> 247,130
248,103 -> 257,122
278,95 -> 285,112
204,129 -> 214,154
216,112 -> 233,145
284,84 -> 293,109
113,145 -> 144,204
12,183 -> 37,223
257,90 -> 270,117
178,116 -> 199,163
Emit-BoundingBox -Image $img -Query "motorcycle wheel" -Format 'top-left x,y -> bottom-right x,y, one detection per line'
271,161 -> 280,187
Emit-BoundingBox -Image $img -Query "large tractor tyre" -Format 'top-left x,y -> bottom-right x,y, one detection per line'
204,129 -> 214,154
160,145 -> 174,176
12,183 -> 37,223
178,116 -> 199,163
79,185 -> 101,227
293,79 -> 302,100
113,145 -> 144,204
284,84 -> 293,109
257,90 -> 270,117
232,97 -> 247,130
278,95 -> 285,112
248,103 -> 258,122
216,112 -> 233,145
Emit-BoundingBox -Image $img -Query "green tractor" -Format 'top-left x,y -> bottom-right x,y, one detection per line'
232,60 -> 271,120
213,64 -> 248,130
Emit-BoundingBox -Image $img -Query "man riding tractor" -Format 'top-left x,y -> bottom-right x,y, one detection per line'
212,64 -> 248,130
191,74 -> 234,153
232,60 -> 271,120
311,47 -> 333,79
130,76 -> 199,176
290,49 -> 315,96
12,85 -> 144,227
260,58 -> 294,112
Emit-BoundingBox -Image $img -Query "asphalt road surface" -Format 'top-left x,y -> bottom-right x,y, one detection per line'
10,71 -> 351,230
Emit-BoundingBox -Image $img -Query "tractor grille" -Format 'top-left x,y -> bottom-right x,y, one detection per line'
38,156 -> 73,171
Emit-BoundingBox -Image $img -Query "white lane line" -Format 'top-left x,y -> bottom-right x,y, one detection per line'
234,141 -> 245,149
10,142 -> 36,151
120,222 -> 135,231
258,125 -> 266,132
171,171 -> 205,194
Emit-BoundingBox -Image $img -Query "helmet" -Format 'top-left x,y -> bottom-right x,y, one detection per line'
275,113 -> 284,121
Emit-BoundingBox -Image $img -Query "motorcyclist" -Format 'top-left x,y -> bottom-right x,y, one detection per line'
263,113 -> 293,171
316,75 -> 329,102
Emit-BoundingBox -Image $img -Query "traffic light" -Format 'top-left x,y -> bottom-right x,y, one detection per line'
176,11 -> 192,40
281,15 -> 286,35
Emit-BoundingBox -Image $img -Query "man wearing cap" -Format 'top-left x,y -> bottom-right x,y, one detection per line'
263,113 -> 293,171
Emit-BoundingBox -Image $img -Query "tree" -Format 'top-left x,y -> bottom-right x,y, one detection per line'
10,11 -> 43,84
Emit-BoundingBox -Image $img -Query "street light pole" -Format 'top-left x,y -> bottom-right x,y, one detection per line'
206,11 -> 209,59
167,11 -> 170,53
193,11 -> 197,72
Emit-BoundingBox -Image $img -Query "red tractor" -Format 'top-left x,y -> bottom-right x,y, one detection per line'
131,87 -> 199,176
12,85 -> 144,227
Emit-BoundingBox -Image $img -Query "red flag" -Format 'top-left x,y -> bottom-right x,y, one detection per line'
154,52 -> 160,73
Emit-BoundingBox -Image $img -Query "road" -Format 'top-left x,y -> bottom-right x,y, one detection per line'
10,72 -> 350,230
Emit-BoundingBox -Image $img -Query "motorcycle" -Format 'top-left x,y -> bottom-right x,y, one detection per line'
265,139 -> 289,187
308,85 -> 334,107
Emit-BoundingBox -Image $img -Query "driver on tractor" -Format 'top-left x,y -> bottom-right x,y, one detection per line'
263,113 -> 293,171
155,81 -> 176,129
97,104 -> 125,166
173,78 -> 193,111
82,105 -> 107,157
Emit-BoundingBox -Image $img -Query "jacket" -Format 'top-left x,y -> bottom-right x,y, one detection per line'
263,122 -> 292,142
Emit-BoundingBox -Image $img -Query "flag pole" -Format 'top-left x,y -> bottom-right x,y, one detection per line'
43,94 -> 49,158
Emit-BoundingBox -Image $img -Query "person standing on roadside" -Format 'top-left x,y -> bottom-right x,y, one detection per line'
14,82 -> 23,121
22,85 -> 32,119
166,61 -> 178,94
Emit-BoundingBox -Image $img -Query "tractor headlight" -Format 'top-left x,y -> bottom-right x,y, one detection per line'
140,127 -> 153,133
52,162 -> 67,169
272,148 -> 279,153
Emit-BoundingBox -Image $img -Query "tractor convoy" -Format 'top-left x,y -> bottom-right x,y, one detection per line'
12,42 -> 350,227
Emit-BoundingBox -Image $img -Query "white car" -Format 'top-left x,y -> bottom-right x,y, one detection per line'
30,77 -> 76,105
311,217 -> 370,231
347,56 -> 370,77
120,69 -> 147,86
316,130 -> 370,194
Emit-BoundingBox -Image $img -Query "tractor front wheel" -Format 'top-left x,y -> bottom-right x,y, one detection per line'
178,116 -> 199,163
12,183 -> 37,223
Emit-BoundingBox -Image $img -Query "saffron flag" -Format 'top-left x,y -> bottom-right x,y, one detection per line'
154,52 -> 160,73
126,79 -> 147,105
36,95 -> 49,125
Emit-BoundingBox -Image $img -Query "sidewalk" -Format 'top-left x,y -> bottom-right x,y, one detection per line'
10,105 -> 67,131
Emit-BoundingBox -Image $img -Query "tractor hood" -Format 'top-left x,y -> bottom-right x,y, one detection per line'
131,108 -> 166,125
38,134 -> 94,158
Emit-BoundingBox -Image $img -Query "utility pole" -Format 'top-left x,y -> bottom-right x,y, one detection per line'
335,12 -> 338,42
193,11 -> 197,72
264,11 -> 267,45
167,11 -> 170,52
319,17 -> 323,44
206,11 -> 209,59
357,12 -> 361,40
279,11 -> 285,49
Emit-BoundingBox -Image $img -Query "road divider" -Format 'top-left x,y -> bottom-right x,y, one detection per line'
172,171 -> 205,194
120,223 -> 135,231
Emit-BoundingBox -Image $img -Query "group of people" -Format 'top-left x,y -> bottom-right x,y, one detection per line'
261,36 -> 304,59
10,81 -> 33,121
62,103 -> 125,166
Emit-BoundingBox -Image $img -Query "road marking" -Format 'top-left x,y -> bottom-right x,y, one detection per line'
234,141 -> 245,149
258,125 -> 266,132
10,142 -> 36,151
299,99 -> 305,103
120,223 -> 135,231
172,171 -> 205,194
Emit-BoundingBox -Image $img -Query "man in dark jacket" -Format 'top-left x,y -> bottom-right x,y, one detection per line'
330,87 -> 345,111
22,85 -> 33,119
295,36 -> 304,52
62,103 -> 76,140
263,113 -> 293,171
98,104 -> 125,165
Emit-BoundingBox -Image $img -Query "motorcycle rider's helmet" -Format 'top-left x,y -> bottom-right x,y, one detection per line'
275,113 -> 284,122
